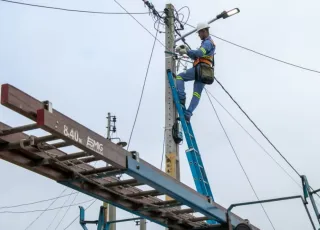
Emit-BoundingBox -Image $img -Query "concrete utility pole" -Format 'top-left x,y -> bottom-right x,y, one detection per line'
104,112 -> 116,230
140,219 -> 146,230
164,3 -> 180,193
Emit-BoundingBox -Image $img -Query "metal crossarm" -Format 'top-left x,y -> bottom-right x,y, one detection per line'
0,83 -> 259,230
166,70 -> 214,201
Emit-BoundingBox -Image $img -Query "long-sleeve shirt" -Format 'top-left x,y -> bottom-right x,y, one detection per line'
186,36 -> 216,65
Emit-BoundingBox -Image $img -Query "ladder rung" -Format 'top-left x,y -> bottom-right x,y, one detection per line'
57,152 -> 88,161
172,208 -> 194,215
103,179 -> 143,187
185,148 -> 198,153
127,190 -> 162,198
80,166 -> 115,176
0,123 -> 38,136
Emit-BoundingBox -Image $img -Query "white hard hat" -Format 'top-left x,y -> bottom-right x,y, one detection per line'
196,22 -> 210,32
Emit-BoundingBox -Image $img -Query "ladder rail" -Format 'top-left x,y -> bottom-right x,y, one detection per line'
166,70 -> 214,200
187,122 -> 213,198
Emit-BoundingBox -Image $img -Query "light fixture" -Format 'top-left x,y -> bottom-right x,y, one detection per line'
116,141 -> 127,148
217,8 -> 240,19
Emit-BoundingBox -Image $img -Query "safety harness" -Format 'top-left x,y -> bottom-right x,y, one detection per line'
193,38 -> 216,67
193,38 -> 216,85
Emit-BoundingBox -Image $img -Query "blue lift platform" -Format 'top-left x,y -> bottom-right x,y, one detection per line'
0,83 -> 259,230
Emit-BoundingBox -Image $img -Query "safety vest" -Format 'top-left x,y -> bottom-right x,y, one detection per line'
193,38 -> 215,67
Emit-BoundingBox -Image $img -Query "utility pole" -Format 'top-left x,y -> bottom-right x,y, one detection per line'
164,3 -> 180,194
140,219 -> 146,230
104,112 -> 116,230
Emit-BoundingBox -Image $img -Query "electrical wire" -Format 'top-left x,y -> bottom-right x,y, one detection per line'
0,192 -> 77,210
25,188 -> 67,230
185,23 -> 320,74
177,6 -> 190,26
204,89 -> 276,230
5,0 -> 319,75
55,192 -> 80,229
126,20 -> 160,150
213,78 -> 320,201
114,0 -> 166,49
206,89 -> 320,209
63,199 -> 97,230
0,0 -> 150,15
205,89 -> 302,189
46,192 -> 75,230
0,200 -> 94,214
214,77 -> 302,177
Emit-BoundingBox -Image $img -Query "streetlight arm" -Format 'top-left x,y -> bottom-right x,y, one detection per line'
174,8 -> 240,43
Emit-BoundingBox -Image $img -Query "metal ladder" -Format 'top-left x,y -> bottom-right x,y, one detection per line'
167,69 -> 214,204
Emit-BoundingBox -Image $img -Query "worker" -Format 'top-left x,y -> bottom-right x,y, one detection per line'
175,22 -> 216,121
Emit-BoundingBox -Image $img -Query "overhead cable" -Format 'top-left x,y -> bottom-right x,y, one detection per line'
205,89 -> 302,189
214,78 -> 302,177
114,0 -> 166,48
0,199 -> 94,214
0,192 -> 77,209
63,199 -> 97,230
54,193 -> 80,229
214,77 -> 320,200
206,90 -> 320,207
25,188 -> 67,230
46,192 -> 75,229
185,23 -> 320,74
204,89 -> 276,230
0,0 -> 150,14
126,20 -> 160,149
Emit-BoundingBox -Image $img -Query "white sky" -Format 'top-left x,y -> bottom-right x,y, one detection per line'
1,0 -> 320,229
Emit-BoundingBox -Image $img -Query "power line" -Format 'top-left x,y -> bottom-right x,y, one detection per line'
46,191 -> 74,230
204,89 -> 276,230
207,89 -> 320,208
214,77 -> 302,177
63,199 -> 97,230
126,20 -> 160,150
114,0 -> 166,48
0,199 -> 94,214
0,0 -> 150,15
25,188 -> 67,230
205,89 -> 302,189
0,192 -> 77,210
214,78 -> 320,201
185,23 -> 320,74
55,193 -> 80,229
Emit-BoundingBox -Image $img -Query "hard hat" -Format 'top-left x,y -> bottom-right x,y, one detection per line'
196,22 -> 210,32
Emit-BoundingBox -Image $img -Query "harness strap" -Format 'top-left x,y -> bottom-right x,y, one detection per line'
193,38 -> 216,67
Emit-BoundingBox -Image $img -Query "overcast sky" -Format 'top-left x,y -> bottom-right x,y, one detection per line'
1,0 -> 320,229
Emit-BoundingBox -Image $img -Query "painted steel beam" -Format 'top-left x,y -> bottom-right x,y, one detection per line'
0,83 -> 260,230
0,124 -> 190,229
126,157 -> 259,229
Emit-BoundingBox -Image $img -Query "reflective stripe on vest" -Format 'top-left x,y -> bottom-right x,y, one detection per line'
193,38 -> 215,67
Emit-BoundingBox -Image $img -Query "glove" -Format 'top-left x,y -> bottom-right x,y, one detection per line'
176,45 -> 189,55
175,45 -> 189,55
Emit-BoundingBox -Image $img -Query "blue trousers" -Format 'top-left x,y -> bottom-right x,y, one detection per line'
176,66 -> 205,119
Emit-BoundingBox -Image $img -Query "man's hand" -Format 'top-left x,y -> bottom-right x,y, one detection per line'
175,45 -> 189,56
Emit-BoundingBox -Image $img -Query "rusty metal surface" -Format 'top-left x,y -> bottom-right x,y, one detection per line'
0,83 -> 260,230
1,84 -> 127,169
0,122 -> 207,229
